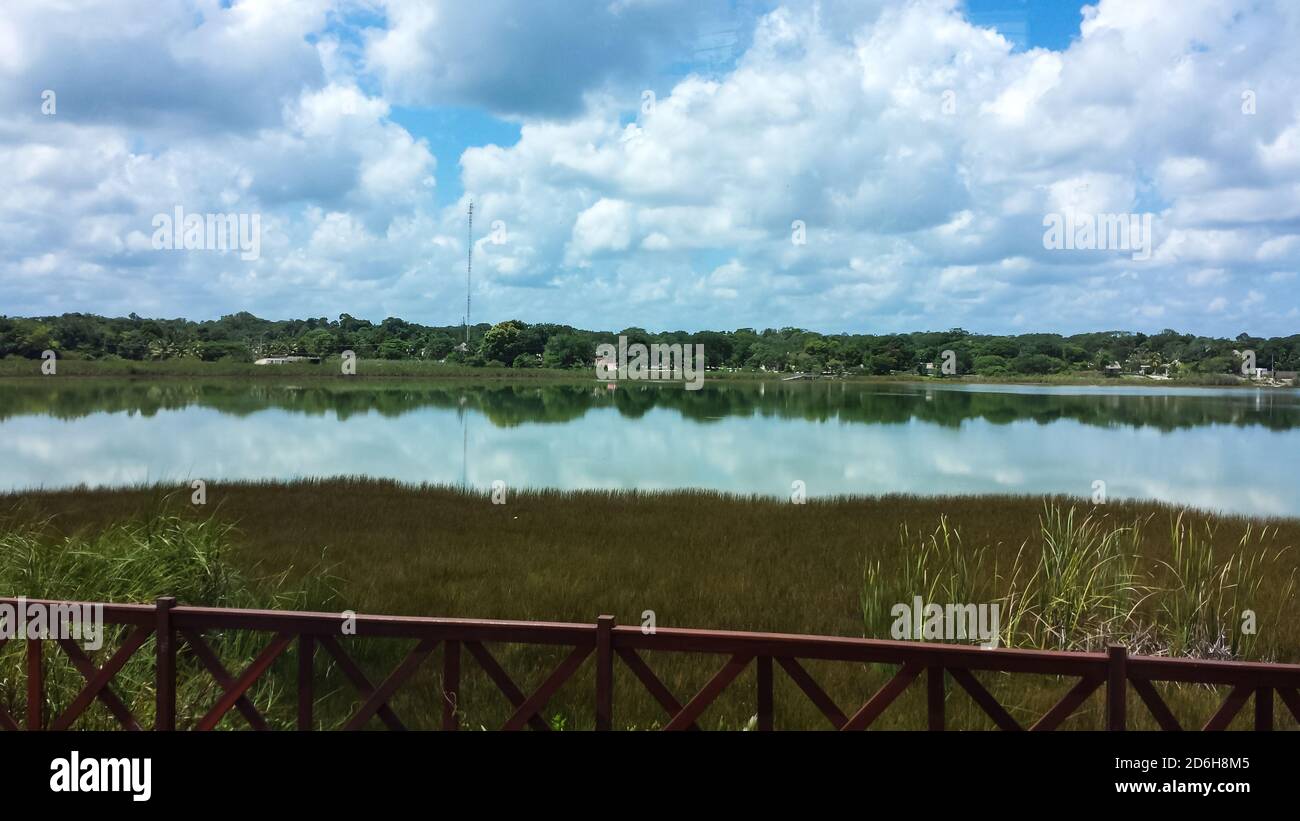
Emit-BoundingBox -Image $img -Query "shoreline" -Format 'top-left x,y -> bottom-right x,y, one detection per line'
3,482 -> 1298,524
0,357 -> 1289,389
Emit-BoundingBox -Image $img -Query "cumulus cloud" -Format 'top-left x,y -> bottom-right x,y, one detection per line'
363,0 -> 718,118
2,0 -> 1299,335
444,0 -> 1300,333
0,0 -> 333,132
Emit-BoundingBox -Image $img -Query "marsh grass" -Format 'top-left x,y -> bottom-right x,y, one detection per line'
1158,515 -> 1295,659
873,502 -> 1296,661
1,480 -> 1297,730
0,494 -> 338,729
863,501 -> 1297,665
1000,504 -> 1146,652
862,516 -> 991,640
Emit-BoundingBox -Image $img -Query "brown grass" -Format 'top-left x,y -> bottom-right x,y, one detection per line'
2,479 -> 1297,730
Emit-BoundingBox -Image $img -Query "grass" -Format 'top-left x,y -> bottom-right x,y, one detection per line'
0,495 -> 338,729
862,515 -> 992,641
1002,505 -> 1145,652
1,480 -> 1297,730
1157,514 -> 1289,659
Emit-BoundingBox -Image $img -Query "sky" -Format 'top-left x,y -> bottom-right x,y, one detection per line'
1,0 -> 1298,337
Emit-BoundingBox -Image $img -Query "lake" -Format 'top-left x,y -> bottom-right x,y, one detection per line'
2,379 -> 1299,515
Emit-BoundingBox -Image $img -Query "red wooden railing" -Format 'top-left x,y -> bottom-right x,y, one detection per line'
3,596 -> 1299,730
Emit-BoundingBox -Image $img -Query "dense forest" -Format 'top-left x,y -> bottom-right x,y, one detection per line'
2,311 -> 1298,378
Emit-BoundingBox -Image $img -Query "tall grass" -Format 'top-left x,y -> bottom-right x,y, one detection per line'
1158,514 -> 1294,659
1001,504 -> 1145,652
862,516 -> 990,640
863,501 -> 1294,660
2,482 -> 1298,729
0,499 -> 336,729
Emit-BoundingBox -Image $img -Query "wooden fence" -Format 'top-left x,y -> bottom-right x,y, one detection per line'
3,596 -> 1299,731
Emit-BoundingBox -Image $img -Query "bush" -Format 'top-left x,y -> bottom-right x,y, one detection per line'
0,501 -> 335,729
1010,353 -> 1064,375
973,354 -> 1009,375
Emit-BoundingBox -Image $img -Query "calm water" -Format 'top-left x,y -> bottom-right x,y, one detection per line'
2,379 -> 1299,515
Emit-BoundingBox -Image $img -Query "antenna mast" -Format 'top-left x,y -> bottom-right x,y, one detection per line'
466,200 -> 473,347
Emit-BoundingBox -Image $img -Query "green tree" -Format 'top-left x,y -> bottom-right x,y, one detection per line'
1011,353 -> 1062,374
299,329 -> 336,357
479,320 -> 527,364
16,323 -> 56,357
114,330 -> 151,360
973,355 -> 1009,375
542,334 -> 592,369
197,341 -> 250,361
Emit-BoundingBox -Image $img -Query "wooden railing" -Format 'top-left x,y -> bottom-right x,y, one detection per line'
3,596 -> 1299,731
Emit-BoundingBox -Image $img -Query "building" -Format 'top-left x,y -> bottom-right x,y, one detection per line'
253,356 -> 321,366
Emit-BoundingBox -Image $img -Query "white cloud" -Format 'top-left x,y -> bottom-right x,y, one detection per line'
567,199 -> 635,263
1187,268 -> 1228,287
364,0 -> 713,117
1,0 -> 1300,336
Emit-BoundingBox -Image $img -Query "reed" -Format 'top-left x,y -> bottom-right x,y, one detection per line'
0,496 -> 336,729
1000,504 -> 1146,652
871,502 -> 1294,660
1157,515 -> 1295,659
1,481 -> 1297,729
862,516 -> 991,641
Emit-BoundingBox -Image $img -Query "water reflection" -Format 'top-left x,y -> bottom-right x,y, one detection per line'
2,380 -> 1299,431
1,380 -> 1298,514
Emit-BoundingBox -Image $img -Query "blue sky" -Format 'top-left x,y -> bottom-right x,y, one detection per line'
967,0 -> 1082,51
2,0 -> 1298,337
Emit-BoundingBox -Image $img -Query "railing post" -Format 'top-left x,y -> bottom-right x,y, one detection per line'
1107,645 -> 1127,731
1254,687 -> 1273,731
26,638 -> 42,730
596,615 -> 614,731
927,666 -> 944,731
757,656 -> 773,731
442,639 -> 460,731
155,596 -> 176,731
298,634 -> 315,731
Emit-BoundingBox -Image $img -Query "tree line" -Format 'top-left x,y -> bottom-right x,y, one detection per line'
6,379 -> 1300,432
2,311 -> 1298,378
